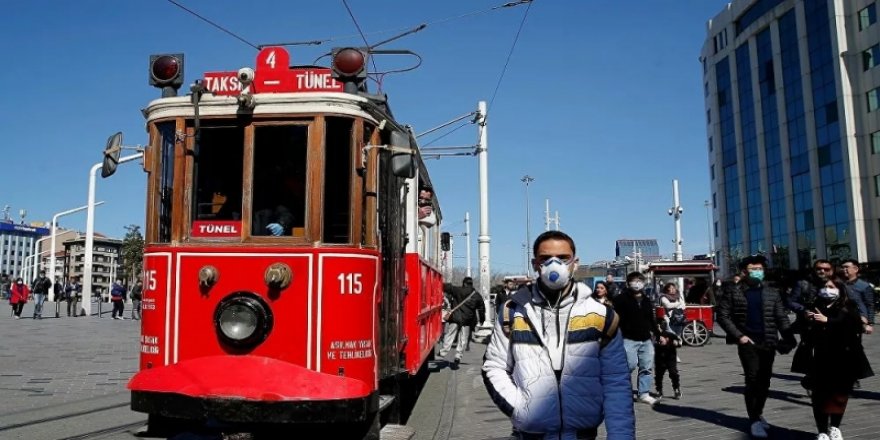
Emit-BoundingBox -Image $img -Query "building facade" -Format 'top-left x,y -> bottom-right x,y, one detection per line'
0,221 -> 49,281
703,0 -> 880,273
615,239 -> 662,262
62,235 -> 123,297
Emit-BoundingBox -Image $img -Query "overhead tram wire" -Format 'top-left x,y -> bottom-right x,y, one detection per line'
164,0 -> 259,50
421,122 -> 472,149
341,0 -> 381,86
485,0 -> 535,121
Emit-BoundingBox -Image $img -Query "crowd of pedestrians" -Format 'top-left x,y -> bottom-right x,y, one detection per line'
5,272 -> 141,321
477,231 -> 875,440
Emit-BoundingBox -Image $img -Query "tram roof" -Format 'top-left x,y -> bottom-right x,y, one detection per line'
142,92 -> 380,125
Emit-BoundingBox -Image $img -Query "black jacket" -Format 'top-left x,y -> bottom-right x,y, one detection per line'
449,286 -> 484,326
717,280 -> 791,347
611,289 -> 659,342
32,277 -> 51,294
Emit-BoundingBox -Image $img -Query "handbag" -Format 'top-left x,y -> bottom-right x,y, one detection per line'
790,341 -> 813,374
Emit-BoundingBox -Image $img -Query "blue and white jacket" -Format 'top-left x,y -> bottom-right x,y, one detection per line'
482,282 -> 635,440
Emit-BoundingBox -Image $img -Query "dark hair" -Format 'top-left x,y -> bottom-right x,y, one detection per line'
462,277 -> 473,286
822,277 -> 851,304
813,259 -> 832,268
841,258 -> 860,268
532,230 -> 576,257
663,282 -> 678,293
626,271 -> 645,282
593,281 -> 608,297
738,255 -> 768,270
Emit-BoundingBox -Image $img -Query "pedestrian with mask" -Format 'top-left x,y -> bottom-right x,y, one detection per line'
9,277 -> 28,319
792,276 -> 872,440
612,271 -> 663,405
717,255 -> 795,438
483,230 -> 634,439
31,271 -> 51,319
65,276 -> 82,317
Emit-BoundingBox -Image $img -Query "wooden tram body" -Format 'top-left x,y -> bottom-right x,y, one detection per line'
121,47 -> 445,436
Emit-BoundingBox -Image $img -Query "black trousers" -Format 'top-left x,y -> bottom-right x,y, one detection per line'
655,345 -> 680,392
12,302 -> 24,317
111,300 -> 124,317
737,342 -> 776,421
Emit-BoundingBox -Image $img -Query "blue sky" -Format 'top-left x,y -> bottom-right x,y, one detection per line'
1,0 -> 731,273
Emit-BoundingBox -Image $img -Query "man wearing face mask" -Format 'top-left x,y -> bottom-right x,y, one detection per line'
612,271 -> 663,405
717,255 -> 793,439
483,231 -> 634,440
789,259 -> 835,323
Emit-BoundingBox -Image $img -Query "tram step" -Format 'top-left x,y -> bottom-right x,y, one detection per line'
379,394 -> 396,412
380,424 -> 416,440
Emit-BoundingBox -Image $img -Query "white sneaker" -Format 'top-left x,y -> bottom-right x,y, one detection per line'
758,416 -> 770,429
750,421 -> 768,438
816,434 -> 830,440
637,393 -> 658,405
829,427 -> 843,440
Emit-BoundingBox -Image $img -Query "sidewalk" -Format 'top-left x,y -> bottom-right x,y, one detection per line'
411,327 -> 880,440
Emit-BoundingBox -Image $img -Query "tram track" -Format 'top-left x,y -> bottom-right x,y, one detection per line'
0,396 -> 145,440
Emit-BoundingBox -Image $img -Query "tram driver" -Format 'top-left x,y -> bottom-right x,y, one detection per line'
251,159 -> 305,237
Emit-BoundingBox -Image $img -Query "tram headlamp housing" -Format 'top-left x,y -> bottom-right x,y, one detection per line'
214,293 -> 272,348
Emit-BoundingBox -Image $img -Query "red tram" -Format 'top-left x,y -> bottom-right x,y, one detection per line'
105,47 -> 446,437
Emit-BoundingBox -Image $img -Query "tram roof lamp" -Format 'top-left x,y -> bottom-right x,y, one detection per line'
101,132 -> 123,178
149,53 -> 185,97
331,47 -> 368,93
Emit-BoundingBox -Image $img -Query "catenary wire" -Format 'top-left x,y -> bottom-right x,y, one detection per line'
164,0 -> 259,50
421,122 -> 471,148
341,0 -> 381,87
486,0 -> 535,119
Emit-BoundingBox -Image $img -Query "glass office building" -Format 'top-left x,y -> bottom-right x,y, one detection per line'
703,0 -> 880,273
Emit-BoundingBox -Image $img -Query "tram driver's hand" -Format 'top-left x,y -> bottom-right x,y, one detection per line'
266,223 -> 284,236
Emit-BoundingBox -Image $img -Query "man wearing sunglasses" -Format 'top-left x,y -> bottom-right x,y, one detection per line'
483,231 -> 634,440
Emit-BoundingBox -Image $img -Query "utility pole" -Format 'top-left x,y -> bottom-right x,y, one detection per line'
544,199 -> 550,231
465,212 -> 472,278
704,200 -> 714,256
476,101 -> 492,328
668,179 -> 684,262
553,211 -> 560,231
521,175 -> 534,277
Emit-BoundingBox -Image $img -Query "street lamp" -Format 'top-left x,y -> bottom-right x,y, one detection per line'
48,202 -> 104,303
83,132 -> 144,317
521,175 -> 534,277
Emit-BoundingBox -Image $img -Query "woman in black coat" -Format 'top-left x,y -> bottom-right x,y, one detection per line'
792,277 -> 873,440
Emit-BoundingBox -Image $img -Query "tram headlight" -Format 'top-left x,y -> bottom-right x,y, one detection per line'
214,293 -> 272,348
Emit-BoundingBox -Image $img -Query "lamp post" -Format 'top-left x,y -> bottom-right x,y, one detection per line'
83,152 -> 143,317
48,202 -> 104,302
521,175 -> 534,277
667,179 -> 684,262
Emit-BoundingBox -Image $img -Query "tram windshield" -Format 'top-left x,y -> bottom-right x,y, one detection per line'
179,116 -> 354,243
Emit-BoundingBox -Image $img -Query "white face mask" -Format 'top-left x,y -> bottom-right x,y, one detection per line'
819,287 -> 840,299
629,280 -> 645,291
539,257 -> 572,290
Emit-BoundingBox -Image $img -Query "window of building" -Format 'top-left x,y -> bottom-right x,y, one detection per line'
875,174 -> 880,196
707,109 -> 712,124
713,192 -> 717,208
869,87 -> 880,112
860,4 -> 877,31
711,164 -> 715,180
864,44 -> 880,71
709,136 -> 714,152
872,130 -> 880,154
714,221 -> 719,237
705,81 -> 709,97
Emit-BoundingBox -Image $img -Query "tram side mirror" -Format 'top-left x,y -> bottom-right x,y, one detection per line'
101,132 -> 124,178
441,232 -> 451,251
389,130 -> 415,178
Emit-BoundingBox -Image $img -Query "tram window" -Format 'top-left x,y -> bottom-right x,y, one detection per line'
192,126 -> 245,223
157,122 -> 176,243
323,117 -> 353,243
252,125 -> 308,237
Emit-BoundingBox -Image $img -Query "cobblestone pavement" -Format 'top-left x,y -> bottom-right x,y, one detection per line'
0,300 -> 144,439
410,324 -> 880,440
